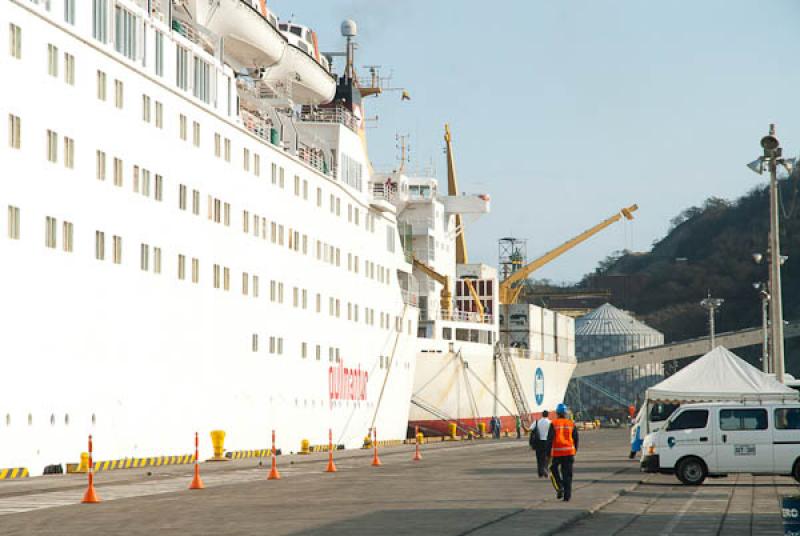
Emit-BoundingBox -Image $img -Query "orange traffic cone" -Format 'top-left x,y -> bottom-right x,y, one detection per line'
81,435 -> 101,504
189,432 -> 205,490
325,429 -> 337,473
371,428 -> 382,467
412,426 -> 422,462
267,429 -> 281,480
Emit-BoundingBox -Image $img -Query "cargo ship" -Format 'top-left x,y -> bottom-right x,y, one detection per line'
374,128 -> 577,437
0,0 -> 419,475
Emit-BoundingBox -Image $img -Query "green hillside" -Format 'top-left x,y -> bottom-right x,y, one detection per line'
579,182 -> 800,374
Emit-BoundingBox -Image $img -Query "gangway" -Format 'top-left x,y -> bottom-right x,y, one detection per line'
495,347 -> 533,428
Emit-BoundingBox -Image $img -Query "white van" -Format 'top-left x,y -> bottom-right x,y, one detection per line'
641,401 -> 800,485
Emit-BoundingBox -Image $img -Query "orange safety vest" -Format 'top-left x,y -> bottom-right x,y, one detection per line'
550,418 -> 576,457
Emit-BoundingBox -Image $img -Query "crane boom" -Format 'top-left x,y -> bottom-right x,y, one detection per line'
412,257 -> 452,316
499,204 -> 638,304
445,124 -> 468,265
463,278 -> 484,322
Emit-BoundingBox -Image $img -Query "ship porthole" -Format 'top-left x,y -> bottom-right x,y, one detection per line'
64,414 -> 70,426
27,413 -> 33,426
50,414 -> 55,426
91,413 -> 96,426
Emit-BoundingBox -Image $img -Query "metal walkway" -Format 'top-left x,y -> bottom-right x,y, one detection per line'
574,320 -> 800,378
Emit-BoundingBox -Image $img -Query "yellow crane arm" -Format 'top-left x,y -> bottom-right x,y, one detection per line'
499,204 -> 638,304
445,124 -> 468,265
463,278 -> 484,322
412,257 -> 452,316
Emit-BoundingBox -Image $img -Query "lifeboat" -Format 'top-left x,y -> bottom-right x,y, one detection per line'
260,22 -> 336,105
194,0 -> 287,68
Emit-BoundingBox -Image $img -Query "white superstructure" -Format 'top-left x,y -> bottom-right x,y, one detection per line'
0,0 -> 418,475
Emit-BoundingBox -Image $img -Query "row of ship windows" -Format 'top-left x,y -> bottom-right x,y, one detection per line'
8,21 -> 372,234
2,412 -> 95,428
5,115 -> 396,285
250,336 -> 412,372
5,207 -> 407,333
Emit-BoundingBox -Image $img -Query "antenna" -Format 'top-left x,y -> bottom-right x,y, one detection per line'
395,133 -> 410,172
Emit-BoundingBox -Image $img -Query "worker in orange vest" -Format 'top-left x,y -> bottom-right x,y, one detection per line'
548,403 -> 579,501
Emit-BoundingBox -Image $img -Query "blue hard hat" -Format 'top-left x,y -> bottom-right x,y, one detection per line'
556,403 -> 568,414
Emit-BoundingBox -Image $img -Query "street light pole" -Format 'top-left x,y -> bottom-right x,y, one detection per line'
753,280 -> 771,373
748,124 -> 791,383
700,294 -> 724,351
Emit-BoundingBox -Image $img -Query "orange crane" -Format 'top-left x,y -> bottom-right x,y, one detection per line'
499,205 -> 639,305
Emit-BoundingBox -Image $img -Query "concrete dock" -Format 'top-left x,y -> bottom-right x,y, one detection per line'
0,429 -> 793,535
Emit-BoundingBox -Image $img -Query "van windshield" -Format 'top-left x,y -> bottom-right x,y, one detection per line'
649,402 -> 679,423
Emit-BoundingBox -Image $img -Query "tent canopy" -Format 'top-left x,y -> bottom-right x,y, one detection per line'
645,346 -> 798,403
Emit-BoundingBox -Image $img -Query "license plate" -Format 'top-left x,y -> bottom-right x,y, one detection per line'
734,444 -> 756,456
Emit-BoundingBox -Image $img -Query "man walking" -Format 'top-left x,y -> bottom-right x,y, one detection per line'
529,410 -> 552,477
549,403 -> 578,501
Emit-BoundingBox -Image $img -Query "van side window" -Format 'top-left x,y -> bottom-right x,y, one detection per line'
775,408 -> 800,430
719,409 -> 767,431
666,409 -> 708,431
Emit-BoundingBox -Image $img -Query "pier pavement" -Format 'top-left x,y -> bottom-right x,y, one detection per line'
0,428 -> 792,535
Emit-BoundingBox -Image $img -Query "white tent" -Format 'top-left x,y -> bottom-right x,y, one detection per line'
645,346 -> 798,403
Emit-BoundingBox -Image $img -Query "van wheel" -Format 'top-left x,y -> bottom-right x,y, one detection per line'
792,459 -> 800,483
676,457 -> 707,486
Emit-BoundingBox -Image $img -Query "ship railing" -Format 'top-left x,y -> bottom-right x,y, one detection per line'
401,289 -> 419,307
499,347 -> 575,363
439,310 -> 494,324
239,109 -> 274,144
298,106 -> 358,132
171,13 -> 218,57
297,146 -> 329,175
371,182 -> 396,203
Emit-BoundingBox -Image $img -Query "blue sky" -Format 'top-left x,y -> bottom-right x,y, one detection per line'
272,0 -> 800,282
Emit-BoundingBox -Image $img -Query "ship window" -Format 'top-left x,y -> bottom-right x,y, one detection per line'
9,24 -> 21,59
64,52 -> 75,85
279,24 -> 288,31
64,0 -> 75,25
154,31 -> 164,77
114,79 -> 123,108
192,189 -> 200,215
178,254 -> 186,280
193,57 -> 211,104
140,243 -> 149,271
155,101 -> 163,128
290,26 -> 302,37
193,121 -> 200,147
112,235 -> 122,264
243,148 -> 250,171
113,157 -> 123,186
214,133 -> 221,157
114,6 -> 136,61
142,95 -> 151,122
47,44 -> 58,77
242,272 -> 249,295
8,114 -> 21,150
224,267 -> 230,291
269,336 -> 276,354
62,221 -> 73,252
95,150 -> 106,180
95,231 -> 105,260
155,175 -> 163,201
153,247 -> 161,274
44,217 -> 57,249
63,136 -> 74,169
254,153 -> 261,176
176,46 -> 189,91
252,334 -> 258,352
191,258 -> 199,283
8,206 -> 21,240
92,0 -> 109,43
46,130 -> 57,163
224,138 -> 231,162
279,167 -> 285,188
96,70 -> 106,100
301,342 -> 308,359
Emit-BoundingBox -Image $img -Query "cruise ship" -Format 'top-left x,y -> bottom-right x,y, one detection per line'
0,0 -> 419,475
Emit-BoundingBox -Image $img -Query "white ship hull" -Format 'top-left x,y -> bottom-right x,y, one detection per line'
2,0 -> 417,475
409,341 -> 575,435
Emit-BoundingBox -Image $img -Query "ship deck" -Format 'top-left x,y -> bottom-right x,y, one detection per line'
0,429 -> 788,535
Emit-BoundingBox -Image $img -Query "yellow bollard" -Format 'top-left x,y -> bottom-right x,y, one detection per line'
209,430 -> 228,461
362,435 -> 372,449
74,452 -> 89,473
478,422 -> 487,438
448,422 -> 457,440
300,439 -> 310,455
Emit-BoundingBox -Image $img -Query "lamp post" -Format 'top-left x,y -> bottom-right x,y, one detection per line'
700,293 -> 724,351
747,124 -> 793,383
752,281 -> 770,373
